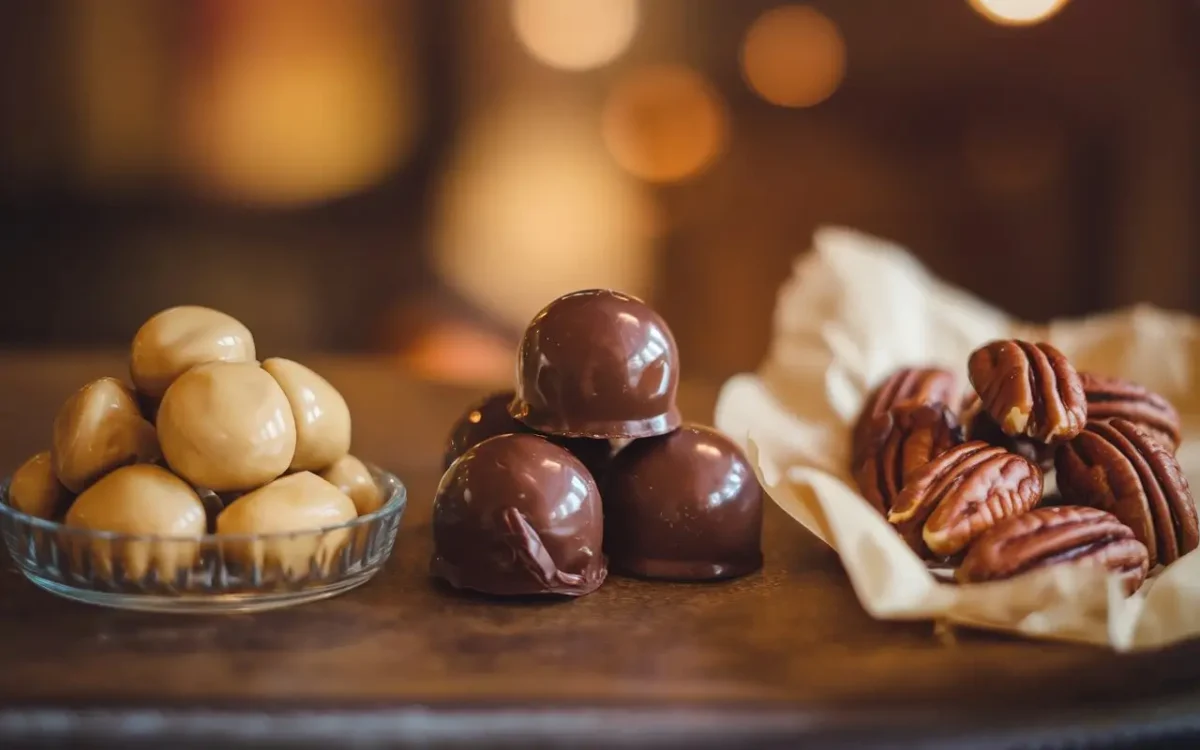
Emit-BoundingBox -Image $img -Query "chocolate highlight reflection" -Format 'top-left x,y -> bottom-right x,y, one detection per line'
602,425 -> 763,581
442,390 -> 613,482
431,433 -> 608,597
510,289 -> 682,439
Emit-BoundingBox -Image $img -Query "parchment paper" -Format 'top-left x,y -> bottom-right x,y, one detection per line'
714,226 -> 1200,651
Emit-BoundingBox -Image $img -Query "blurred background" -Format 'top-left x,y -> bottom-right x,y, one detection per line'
0,0 -> 1196,387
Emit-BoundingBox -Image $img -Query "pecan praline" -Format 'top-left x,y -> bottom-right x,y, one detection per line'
1079,372 -> 1181,453
851,367 -> 958,464
887,441 -> 1043,559
1056,418 -> 1198,568
957,505 -> 1150,593
853,403 -> 963,514
967,340 -> 1086,444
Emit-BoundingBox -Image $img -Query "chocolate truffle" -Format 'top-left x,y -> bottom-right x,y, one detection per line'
510,289 -> 681,439
443,390 -> 613,482
603,425 -> 763,581
432,433 -> 607,597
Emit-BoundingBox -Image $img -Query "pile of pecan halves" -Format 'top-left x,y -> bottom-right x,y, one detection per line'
851,339 -> 1198,593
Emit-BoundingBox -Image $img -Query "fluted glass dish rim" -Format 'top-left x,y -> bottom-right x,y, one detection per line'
0,466 -> 406,542
0,464 -> 407,613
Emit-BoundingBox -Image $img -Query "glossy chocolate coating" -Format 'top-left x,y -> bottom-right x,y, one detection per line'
510,289 -> 682,439
603,425 -> 763,581
443,390 -> 613,483
432,433 -> 607,597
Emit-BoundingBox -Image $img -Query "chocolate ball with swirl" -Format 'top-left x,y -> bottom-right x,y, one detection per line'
432,433 -> 607,597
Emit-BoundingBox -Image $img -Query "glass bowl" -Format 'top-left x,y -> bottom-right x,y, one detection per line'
0,465 -> 406,613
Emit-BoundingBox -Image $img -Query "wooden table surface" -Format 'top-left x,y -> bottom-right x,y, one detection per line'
2,353 -> 1200,749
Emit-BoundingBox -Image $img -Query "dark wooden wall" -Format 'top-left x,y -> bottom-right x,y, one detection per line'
0,0 -> 1196,382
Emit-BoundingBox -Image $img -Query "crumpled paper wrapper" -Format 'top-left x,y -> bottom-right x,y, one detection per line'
714,226 -> 1200,651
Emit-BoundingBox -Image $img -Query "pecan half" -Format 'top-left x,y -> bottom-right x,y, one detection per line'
1079,372 -> 1181,453
853,403 -> 964,514
967,340 -> 1086,444
1056,419 -> 1198,568
961,393 -> 1055,470
851,367 -> 958,464
888,441 -> 1043,559
957,505 -> 1150,593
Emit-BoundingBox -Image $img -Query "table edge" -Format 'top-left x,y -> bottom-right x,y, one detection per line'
3,693 -> 1200,750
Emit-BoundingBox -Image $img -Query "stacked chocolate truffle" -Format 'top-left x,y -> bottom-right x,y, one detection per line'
433,289 -> 764,597
6,306 -> 384,578
850,339 -> 1197,593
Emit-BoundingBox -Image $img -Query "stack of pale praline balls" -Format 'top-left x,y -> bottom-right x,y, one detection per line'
7,306 -> 382,579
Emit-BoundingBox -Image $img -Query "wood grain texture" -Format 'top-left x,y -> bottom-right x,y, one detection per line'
0,352 -> 1198,748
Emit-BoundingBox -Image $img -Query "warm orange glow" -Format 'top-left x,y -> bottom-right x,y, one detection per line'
740,5 -> 846,108
968,0 -> 1070,26
400,322 -> 515,387
177,0 -> 417,206
432,99 -> 654,330
511,0 -> 639,71
601,65 -> 728,183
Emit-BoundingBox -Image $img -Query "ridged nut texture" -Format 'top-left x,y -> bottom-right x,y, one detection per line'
967,340 -> 1086,444
958,505 -> 1150,592
853,403 -> 963,514
1056,419 -> 1198,568
851,367 -> 958,464
887,441 -> 1043,559
1079,373 -> 1181,453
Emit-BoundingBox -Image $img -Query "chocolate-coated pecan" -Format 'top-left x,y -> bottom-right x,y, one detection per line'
1079,372 -> 1181,453
1056,419 -> 1198,567
853,403 -> 964,514
888,441 -> 1043,559
957,505 -> 1149,592
961,393 -> 1055,470
851,367 -> 957,463
967,340 -> 1086,443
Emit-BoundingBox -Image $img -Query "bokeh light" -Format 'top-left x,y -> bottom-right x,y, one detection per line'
601,64 -> 728,183
511,0 -> 639,71
400,321 -> 516,386
432,99 -> 655,331
177,0 -> 417,207
968,0 -> 1070,26
740,5 -> 846,108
